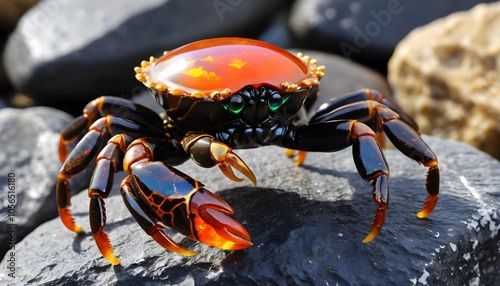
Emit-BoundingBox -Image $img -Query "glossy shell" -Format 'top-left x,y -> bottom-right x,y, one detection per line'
135,38 -> 324,100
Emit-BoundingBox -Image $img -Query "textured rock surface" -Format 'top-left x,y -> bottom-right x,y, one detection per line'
0,107 -> 72,261
1,136 -> 498,285
388,3 -> 500,160
289,0 -> 498,73
3,0 -> 285,104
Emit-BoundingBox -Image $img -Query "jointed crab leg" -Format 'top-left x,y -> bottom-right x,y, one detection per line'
57,116 -> 166,234
309,88 -> 419,131
283,114 -> 438,242
87,134 -> 131,265
283,120 -> 390,241
306,96 -> 440,218
83,135 -> 253,264
80,135 -> 191,265
58,96 -> 164,162
287,89 -> 418,166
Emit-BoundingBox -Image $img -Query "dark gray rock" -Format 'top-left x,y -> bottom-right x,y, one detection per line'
3,0 -> 285,104
1,135 -> 498,285
0,95 -> 9,109
0,107 -> 72,261
257,3 -> 297,50
289,0 -> 499,73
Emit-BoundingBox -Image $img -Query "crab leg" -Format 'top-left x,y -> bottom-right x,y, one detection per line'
287,88 -> 414,165
58,96 -> 164,162
282,115 -> 439,242
308,99 -> 440,218
57,116 -> 166,234
86,134 -> 131,265
309,88 -> 418,131
283,120 -> 391,242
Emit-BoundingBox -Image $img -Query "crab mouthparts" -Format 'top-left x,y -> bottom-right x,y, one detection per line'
190,189 -> 252,250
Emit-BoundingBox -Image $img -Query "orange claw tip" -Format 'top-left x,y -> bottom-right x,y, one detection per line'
295,150 -> 308,166
362,206 -> 387,243
362,228 -> 380,244
150,230 -> 198,257
94,232 -> 121,265
218,163 -> 244,183
226,153 -> 257,186
58,208 -> 83,233
191,190 -> 252,251
196,207 -> 253,250
417,194 -> 439,219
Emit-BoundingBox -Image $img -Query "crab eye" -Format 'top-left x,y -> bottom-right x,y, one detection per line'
268,93 -> 289,111
224,95 -> 245,115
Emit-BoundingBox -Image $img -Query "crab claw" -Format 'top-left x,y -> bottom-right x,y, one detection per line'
190,188 -> 252,250
210,142 -> 257,185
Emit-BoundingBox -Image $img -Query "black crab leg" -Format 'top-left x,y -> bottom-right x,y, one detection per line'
283,120 -> 390,242
57,116 -> 166,235
87,136 -> 190,265
283,112 -> 439,242
286,89 -> 414,165
58,96 -> 164,162
308,99 -> 439,219
88,134 -> 130,265
309,88 -> 418,131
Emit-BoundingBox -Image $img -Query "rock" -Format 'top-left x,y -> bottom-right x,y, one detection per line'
288,0 -> 498,73
3,0 -> 285,104
1,134 -> 499,284
388,3 -> 500,160
0,107 -> 73,261
257,3 -> 297,49
0,93 -> 9,109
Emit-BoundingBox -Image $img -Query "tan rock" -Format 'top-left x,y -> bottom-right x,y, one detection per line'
388,3 -> 500,159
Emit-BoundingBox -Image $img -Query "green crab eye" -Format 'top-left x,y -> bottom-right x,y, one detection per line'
268,93 -> 289,111
224,95 -> 245,115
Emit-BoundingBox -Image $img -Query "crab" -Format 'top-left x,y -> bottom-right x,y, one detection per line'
57,37 -> 439,265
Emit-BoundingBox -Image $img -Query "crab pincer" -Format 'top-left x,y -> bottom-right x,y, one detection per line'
125,161 -> 252,254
